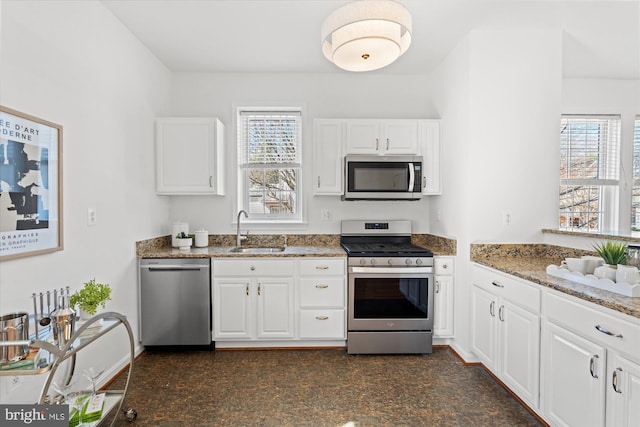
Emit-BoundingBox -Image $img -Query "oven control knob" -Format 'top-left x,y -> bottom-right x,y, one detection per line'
405,259 -> 412,265
387,259 -> 393,265
416,259 -> 423,265
370,259 -> 376,265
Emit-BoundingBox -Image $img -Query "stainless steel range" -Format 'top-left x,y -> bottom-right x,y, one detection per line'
340,220 -> 434,355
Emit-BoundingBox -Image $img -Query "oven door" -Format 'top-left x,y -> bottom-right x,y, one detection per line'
348,267 -> 434,331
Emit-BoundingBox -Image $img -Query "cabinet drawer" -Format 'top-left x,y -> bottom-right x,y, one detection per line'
298,258 -> 345,276
545,291 -> 640,358
299,278 -> 345,308
473,264 -> 540,313
299,310 -> 345,339
434,257 -> 454,275
213,259 -> 294,276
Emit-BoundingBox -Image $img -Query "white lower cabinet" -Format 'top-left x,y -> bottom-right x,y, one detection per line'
606,352 -> 640,427
471,264 -> 541,409
542,322 -> 606,427
213,257 -> 346,346
434,256 -> 454,338
213,259 -> 294,340
541,290 -> 640,427
298,258 -> 346,340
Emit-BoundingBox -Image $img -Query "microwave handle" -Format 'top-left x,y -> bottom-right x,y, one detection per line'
408,162 -> 415,192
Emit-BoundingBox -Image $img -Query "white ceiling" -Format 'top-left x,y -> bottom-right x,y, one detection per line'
100,0 -> 640,79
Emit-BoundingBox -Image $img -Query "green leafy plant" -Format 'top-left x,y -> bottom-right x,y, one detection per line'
70,279 -> 112,315
592,241 -> 628,265
176,232 -> 194,239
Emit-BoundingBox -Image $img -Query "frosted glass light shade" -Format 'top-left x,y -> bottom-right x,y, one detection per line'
321,0 -> 412,72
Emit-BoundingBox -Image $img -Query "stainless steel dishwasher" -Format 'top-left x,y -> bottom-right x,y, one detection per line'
139,258 -> 212,347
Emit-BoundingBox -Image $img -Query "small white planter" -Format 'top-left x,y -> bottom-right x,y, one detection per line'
176,238 -> 192,251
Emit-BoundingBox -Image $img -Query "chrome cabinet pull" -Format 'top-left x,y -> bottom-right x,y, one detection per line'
315,284 -> 329,289
491,281 -> 504,288
315,265 -> 329,270
250,265 -> 256,271
423,176 -> 427,187
245,283 -> 249,296
590,355 -> 599,378
386,138 -> 389,150
435,281 -> 440,294
209,176 -> 213,187
376,138 -> 379,150
595,325 -> 623,339
257,283 -> 261,296
489,301 -> 495,317
315,316 -> 329,321
612,368 -> 623,393
498,305 -> 504,322
317,176 -> 320,188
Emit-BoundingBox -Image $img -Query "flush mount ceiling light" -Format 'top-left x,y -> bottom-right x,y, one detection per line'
321,0 -> 412,72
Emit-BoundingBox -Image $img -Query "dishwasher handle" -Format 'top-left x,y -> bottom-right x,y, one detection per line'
145,267 -> 207,272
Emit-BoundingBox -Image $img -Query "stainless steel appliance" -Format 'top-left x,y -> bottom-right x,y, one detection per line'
341,220 -> 434,354
343,155 -> 423,200
139,258 -> 212,348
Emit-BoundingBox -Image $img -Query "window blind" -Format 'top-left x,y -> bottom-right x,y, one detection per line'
634,116 -> 640,182
560,115 -> 621,185
238,111 -> 301,167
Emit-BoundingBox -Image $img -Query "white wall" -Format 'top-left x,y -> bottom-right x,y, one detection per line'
430,28 -> 562,357
167,72 -> 438,235
0,1 -> 171,402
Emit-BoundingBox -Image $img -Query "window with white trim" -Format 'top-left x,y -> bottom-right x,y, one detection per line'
632,116 -> 640,231
237,108 -> 302,221
559,115 -> 621,232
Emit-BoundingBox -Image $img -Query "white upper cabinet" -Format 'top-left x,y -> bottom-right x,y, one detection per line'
419,120 -> 441,195
313,119 -> 344,195
345,119 -> 419,155
155,117 -> 225,195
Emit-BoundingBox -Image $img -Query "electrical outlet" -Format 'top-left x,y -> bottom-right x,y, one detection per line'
87,207 -> 97,226
321,209 -> 332,221
503,212 -> 512,225
9,376 -> 22,391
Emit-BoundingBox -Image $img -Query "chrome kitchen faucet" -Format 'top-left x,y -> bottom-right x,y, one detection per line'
237,210 -> 248,246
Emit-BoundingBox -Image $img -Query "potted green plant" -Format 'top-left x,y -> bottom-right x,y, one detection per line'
592,241 -> 627,281
592,241 -> 628,266
70,279 -> 112,319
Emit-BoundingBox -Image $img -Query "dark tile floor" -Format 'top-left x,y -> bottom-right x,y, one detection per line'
108,347 -> 543,427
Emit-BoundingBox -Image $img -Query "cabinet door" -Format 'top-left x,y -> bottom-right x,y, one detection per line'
381,120 -> 419,154
345,120 -> 380,154
471,284 -> 498,372
419,120 -> 441,195
256,277 -> 294,339
434,275 -> 454,338
500,300 -> 540,408
542,322 -> 606,427
313,119 -> 343,195
607,353 -> 640,427
156,118 -> 224,195
213,278 -> 252,339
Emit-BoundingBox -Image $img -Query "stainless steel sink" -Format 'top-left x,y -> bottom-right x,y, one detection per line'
228,246 -> 286,254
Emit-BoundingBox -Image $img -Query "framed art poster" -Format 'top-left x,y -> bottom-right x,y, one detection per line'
0,106 -> 63,260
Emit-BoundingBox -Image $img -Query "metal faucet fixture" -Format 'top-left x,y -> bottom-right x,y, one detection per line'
237,210 -> 249,246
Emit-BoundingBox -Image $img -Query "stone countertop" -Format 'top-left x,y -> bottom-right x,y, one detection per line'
471,244 -> 640,320
137,233 -> 457,258
140,245 -> 347,259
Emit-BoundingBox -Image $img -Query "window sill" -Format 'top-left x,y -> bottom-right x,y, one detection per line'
232,220 -> 308,232
542,228 -> 640,244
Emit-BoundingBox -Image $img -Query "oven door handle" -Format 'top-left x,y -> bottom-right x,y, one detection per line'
349,267 -> 434,274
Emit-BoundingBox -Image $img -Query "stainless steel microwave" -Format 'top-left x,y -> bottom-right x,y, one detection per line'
343,155 -> 423,200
